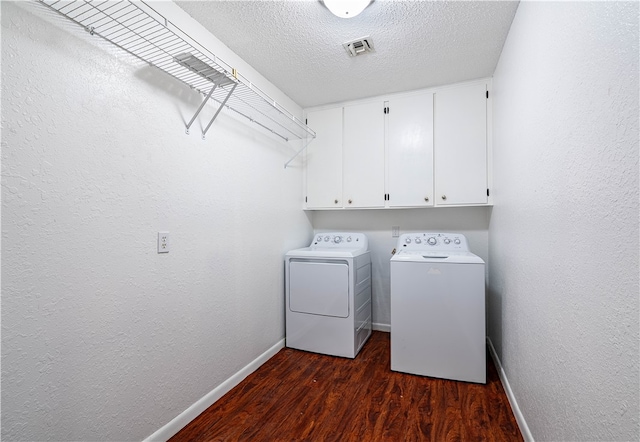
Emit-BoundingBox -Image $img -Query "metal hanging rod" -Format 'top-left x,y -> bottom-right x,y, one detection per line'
39,0 -> 316,143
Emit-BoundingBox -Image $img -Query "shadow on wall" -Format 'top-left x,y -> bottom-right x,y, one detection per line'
134,64 -> 205,120
311,207 -> 492,232
132,63 -> 306,164
487,284 -> 503,359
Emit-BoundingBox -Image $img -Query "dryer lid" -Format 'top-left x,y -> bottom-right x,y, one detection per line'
286,247 -> 368,259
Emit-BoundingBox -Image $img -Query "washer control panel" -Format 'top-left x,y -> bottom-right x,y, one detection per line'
397,232 -> 469,251
311,232 -> 369,250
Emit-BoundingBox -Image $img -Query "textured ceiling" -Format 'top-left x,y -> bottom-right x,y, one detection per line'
176,1 -> 519,108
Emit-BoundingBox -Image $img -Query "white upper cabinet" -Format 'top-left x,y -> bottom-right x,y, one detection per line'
303,79 -> 490,210
342,101 -> 386,208
387,93 -> 434,207
305,107 -> 343,209
434,82 -> 488,205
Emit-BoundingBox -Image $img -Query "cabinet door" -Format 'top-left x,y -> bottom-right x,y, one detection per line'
387,93 -> 434,207
305,107 -> 343,209
343,102 -> 385,208
434,82 -> 488,205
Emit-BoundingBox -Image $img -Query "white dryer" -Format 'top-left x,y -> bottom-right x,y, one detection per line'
390,232 -> 486,383
285,232 -> 371,358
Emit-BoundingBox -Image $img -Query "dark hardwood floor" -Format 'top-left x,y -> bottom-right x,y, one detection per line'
170,332 -> 523,441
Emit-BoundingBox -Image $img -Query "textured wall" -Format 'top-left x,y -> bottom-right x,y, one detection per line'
489,2 -> 639,441
1,2 -> 311,441
312,207 -> 491,327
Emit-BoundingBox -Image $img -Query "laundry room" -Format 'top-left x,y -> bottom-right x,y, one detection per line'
1,1 -> 638,442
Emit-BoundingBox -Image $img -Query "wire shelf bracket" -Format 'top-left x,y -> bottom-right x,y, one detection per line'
202,83 -> 237,140
284,138 -> 314,169
184,84 -> 215,135
39,0 -> 316,145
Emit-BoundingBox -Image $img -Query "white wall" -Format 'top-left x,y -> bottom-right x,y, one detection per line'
489,2 -> 639,441
312,207 -> 491,327
1,2 -> 312,441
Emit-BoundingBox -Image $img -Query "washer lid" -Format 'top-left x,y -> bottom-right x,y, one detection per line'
391,250 -> 484,264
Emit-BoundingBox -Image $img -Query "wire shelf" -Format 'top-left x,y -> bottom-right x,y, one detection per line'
39,0 -> 316,142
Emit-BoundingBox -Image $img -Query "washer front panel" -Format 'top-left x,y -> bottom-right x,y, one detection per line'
390,260 -> 486,383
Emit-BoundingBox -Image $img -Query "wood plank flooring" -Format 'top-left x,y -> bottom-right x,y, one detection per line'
170,332 -> 523,442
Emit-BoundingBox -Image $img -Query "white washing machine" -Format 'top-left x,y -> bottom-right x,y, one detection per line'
390,232 -> 486,383
285,232 -> 371,358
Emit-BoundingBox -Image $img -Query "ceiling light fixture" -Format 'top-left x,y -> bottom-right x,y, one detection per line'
323,0 -> 372,19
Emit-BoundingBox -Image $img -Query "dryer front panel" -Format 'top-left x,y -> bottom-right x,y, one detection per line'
289,259 -> 349,318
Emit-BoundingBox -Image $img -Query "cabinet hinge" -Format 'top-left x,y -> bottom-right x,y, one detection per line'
486,91 -> 489,99
305,196 -> 308,203
487,189 -> 490,197
383,106 -> 389,114
384,193 -> 390,201
305,118 -> 307,124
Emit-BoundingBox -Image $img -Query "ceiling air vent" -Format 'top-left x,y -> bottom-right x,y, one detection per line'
343,36 -> 374,57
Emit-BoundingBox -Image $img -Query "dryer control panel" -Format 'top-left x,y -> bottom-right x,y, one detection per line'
396,232 -> 469,251
311,232 -> 368,250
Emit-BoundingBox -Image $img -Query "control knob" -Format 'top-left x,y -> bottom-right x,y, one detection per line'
333,236 -> 342,244
324,236 -> 330,242
427,237 -> 437,246
405,237 -> 412,244
454,238 -> 461,245
444,238 -> 451,245
346,236 -> 352,242
415,238 -> 422,244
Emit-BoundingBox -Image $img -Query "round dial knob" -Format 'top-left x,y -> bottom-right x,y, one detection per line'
454,238 -> 461,245
405,237 -> 412,244
427,237 -> 437,246
333,236 -> 342,244
415,238 -> 422,244
324,236 -> 330,242
346,236 -> 352,242
444,238 -> 451,245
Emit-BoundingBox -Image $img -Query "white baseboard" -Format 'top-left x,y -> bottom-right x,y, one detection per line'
486,337 -> 534,442
144,338 -> 286,442
372,322 -> 391,332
